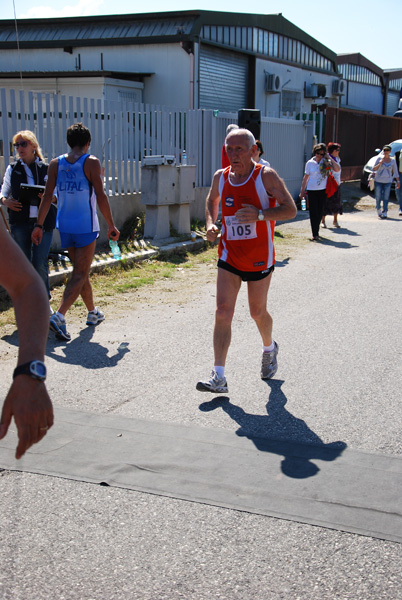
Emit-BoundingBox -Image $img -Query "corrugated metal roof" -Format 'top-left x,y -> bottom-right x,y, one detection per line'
0,17 -> 195,44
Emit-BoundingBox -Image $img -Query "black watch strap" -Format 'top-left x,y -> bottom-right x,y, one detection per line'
13,360 -> 47,382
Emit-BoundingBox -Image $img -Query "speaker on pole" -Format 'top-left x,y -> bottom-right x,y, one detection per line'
238,108 -> 261,140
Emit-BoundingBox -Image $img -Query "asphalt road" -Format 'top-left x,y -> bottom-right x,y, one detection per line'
1,184 -> 402,600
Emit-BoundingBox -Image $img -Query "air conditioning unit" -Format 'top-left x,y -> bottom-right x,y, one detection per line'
332,79 -> 346,96
265,73 -> 281,94
142,155 -> 176,166
304,83 -> 318,98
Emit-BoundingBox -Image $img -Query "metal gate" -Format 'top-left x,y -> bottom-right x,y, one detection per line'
199,44 -> 248,112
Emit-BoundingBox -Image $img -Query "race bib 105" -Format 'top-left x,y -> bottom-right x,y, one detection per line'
225,215 -> 257,241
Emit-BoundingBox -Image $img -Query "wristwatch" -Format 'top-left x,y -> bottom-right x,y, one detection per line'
13,360 -> 47,382
258,210 -> 265,221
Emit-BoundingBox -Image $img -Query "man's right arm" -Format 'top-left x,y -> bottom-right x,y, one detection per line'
32,159 -> 58,245
85,156 -> 120,240
205,170 -> 222,242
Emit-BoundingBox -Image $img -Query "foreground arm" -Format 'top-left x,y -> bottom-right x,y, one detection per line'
0,220 -> 53,458
236,167 -> 297,223
205,170 -> 223,242
85,156 -> 120,240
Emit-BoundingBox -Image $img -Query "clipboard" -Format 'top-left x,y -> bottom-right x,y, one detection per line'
19,183 -> 45,206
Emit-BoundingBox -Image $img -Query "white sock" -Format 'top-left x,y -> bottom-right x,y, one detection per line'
56,311 -> 66,322
89,307 -> 97,314
214,366 -> 225,378
263,342 -> 275,353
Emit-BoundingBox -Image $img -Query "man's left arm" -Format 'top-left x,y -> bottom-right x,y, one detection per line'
236,167 -> 297,223
86,156 -> 120,240
0,219 -> 53,458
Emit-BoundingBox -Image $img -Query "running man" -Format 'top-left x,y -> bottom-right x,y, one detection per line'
32,123 -> 120,341
197,128 -> 297,393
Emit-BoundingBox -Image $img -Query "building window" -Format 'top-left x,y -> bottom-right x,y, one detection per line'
281,90 -> 301,116
200,24 -> 334,72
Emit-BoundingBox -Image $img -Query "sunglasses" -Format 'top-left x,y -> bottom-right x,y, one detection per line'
316,152 -> 325,156
383,149 -> 391,152
14,140 -> 29,148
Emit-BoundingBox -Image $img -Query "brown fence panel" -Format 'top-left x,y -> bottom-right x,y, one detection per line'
325,107 -> 402,180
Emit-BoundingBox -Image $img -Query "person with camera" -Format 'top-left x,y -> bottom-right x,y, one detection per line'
0,130 -> 56,300
299,143 -> 340,240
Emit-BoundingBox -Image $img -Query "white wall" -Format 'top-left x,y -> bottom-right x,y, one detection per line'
0,77 -> 143,104
101,44 -> 191,108
341,81 -> 383,114
0,43 -> 190,108
254,58 -> 340,118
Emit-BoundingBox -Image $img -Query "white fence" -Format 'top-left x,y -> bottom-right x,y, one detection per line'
0,88 -> 314,197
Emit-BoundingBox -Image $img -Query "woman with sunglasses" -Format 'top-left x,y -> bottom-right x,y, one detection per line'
299,143 -> 340,240
0,131 -> 56,300
321,142 -> 342,228
372,145 -> 400,219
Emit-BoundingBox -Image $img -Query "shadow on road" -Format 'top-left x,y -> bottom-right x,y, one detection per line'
199,379 -> 347,479
2,326 -> 130,369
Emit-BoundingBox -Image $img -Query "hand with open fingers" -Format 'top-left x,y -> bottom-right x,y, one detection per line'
206,224 -> 219,242
235,203 -> 258,223
0,378 -> 54,459
3,197 -> 22,212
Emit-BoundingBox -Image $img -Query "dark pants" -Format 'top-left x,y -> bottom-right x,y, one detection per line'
11,220 -> 53,298
307,189 -> 326,237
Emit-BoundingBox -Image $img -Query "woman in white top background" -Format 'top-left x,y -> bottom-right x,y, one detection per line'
372,144 -> 400,219
299,143 -> 340,240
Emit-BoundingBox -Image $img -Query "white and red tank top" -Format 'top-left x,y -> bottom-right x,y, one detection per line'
218,163 -> 277,272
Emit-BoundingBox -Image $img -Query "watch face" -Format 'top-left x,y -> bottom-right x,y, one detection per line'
30,361 -> 47,380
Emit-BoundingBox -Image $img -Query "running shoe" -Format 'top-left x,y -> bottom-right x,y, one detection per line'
196,370 -> 228,393
49,313 -> 71,341
261,341 -> 279,379
382,212 -> 388,219
86,307 -> 105,325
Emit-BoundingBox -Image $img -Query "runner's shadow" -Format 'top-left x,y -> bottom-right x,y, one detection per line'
2,327 -> 129,369
199,379 -> 346,479
47,326 -> 130,369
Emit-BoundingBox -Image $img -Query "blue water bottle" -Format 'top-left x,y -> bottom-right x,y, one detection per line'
109,239 -> 121,260
182,150 -> 187,166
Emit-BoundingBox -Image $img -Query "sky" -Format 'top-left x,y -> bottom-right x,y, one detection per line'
3,0 -> 402,70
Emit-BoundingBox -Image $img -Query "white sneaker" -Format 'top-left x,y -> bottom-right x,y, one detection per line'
261,341 -> 279,379
399,210 -> 402,216
86,308 -> 105,325
196,370 -> 228,393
